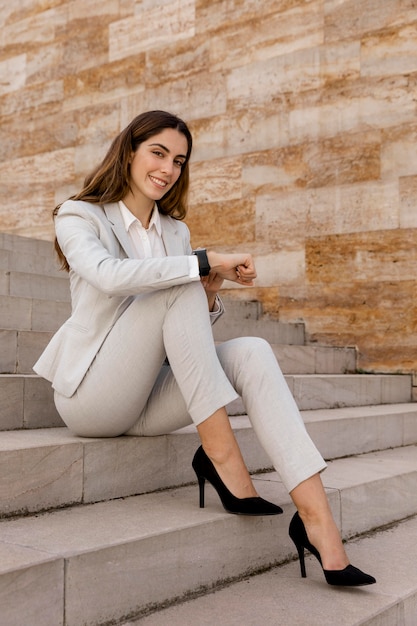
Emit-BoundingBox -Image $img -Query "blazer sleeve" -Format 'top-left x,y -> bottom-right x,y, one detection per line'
55,200 -> 199,296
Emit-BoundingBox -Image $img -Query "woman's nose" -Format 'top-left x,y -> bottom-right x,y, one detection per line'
161,160 -> 174,175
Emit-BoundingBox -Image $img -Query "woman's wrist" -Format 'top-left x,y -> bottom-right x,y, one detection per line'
192,249 -> 211,276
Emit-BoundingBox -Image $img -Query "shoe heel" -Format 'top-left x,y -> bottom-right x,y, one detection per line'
295,543 -> 307,578
196,474 -> 205,508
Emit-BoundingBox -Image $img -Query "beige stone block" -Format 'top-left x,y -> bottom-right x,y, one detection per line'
10,272 -> 69,302
325,0 -> 417,42
0,190 -> 56,234
187,198 -> 255,247
400,175 -> 417,228
0,429 -> 83,516
0,54 -> 26,97
17,330 -> 53,374
255,180 -> 399,242
189,156 -> 242,204
0,79 -> 63,119
6,247 -> 61,276
0,295 -> 31,331
362,24 -> 417,78
305,405 -> 406,460
324,446 -> 417,537
146,34 -> 210,87
190,108 -> 290,162
291,374 -> 380,410
255,249 -> 305,287
67,0 -> 119,21
23,376 -> 64,429
208,1 -> 324,72
109,0 -> 195,62
381,124 -> 417,178
242,133 -> 380,195
0,330 -> 17,374
0,7 -> 62,49
0,547 -> 64,626
0,270 -> 9,296
289,76 -> 415,144
0,376 -> 23,429
82,435 -> 199,503
227,41 -> 360,106
306,230 -> 417,283
58,488 -> 291,625
26,43 -> 64,86
62,57 -> 145,112
196,0 -> 307,34
140,70 -> 228,123
314,346 -> 356,374
0,148 -> 74,186
31,298 -> 71,332
273,345 -> 316,374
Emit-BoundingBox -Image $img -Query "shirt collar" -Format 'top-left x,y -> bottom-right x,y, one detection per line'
118,200 -> 162,236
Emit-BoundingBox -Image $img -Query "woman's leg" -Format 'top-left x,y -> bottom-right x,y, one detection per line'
196,407 -> 258,498
215,337 -> 327,491
54,282 -> 238,437
290,474 -> 349,570
214,336 -> 349,564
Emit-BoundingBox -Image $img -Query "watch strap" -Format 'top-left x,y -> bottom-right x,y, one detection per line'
192,249 -> 211,276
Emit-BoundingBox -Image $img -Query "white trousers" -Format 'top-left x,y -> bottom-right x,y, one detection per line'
54,282 -> 326,492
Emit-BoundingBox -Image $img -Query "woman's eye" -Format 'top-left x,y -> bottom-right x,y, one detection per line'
153,151 -> 163,157
175,160 -> 184,168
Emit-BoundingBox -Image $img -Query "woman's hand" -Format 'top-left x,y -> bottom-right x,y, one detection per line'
201,271 -> 224,311
207,251 -> 257,286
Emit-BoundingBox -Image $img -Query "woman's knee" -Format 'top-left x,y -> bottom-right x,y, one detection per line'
216,336 -> 276,383
220,336 -> 273,360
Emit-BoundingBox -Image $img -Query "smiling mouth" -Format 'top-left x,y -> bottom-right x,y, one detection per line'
149,175 -> 168,189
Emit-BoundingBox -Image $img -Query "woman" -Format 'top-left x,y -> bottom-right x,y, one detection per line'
34,110 -> 375,586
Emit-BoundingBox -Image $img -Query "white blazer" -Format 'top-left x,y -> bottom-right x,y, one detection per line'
33,199 -> 208,398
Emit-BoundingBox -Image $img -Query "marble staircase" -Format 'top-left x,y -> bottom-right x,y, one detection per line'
0,233 -> 416,626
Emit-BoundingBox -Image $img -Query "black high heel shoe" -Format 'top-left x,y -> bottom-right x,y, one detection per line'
192,446 -> 283,516
289,512 -> 376,586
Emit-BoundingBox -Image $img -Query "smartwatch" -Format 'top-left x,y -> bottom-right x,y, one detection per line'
192,249 -> 211,276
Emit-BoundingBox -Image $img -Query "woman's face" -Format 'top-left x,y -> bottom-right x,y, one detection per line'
127,128 -> 189,208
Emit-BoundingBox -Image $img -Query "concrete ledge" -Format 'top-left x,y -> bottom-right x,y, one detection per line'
1,373 -> 412,431
0,450 -> 416,625
0,295 -> 71,331
0,407 -> 416,518
130,515 -> 417,626
0,544 -> 64,626
0,375 -> 63,430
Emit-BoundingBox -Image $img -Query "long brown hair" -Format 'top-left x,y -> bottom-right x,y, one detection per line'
53,110 -> 193,271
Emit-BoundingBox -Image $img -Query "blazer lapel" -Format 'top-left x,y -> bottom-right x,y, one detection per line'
103,202 -> 136,259
161,216 -> 183,256
104,203 -> 185,258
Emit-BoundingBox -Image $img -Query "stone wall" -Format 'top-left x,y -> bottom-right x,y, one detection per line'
0,0 -> 416,377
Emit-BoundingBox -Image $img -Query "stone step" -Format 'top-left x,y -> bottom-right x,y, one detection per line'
0,270 -> 70,302
0,328 -> 356,375
1,404 -> 416,518
0,233 -> 54,258
0,294 -> 71,331
128,514 -> 417,626
227,373 -> 412,414
0,372 -> 412,432
0,329 -> 53,374
0,243 -> 63,278
213,313 -> 305,345
0,445 -> 416,626
0,374 -> 63,431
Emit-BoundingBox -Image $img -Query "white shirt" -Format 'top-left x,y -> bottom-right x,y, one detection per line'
118,200 -> 222,316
